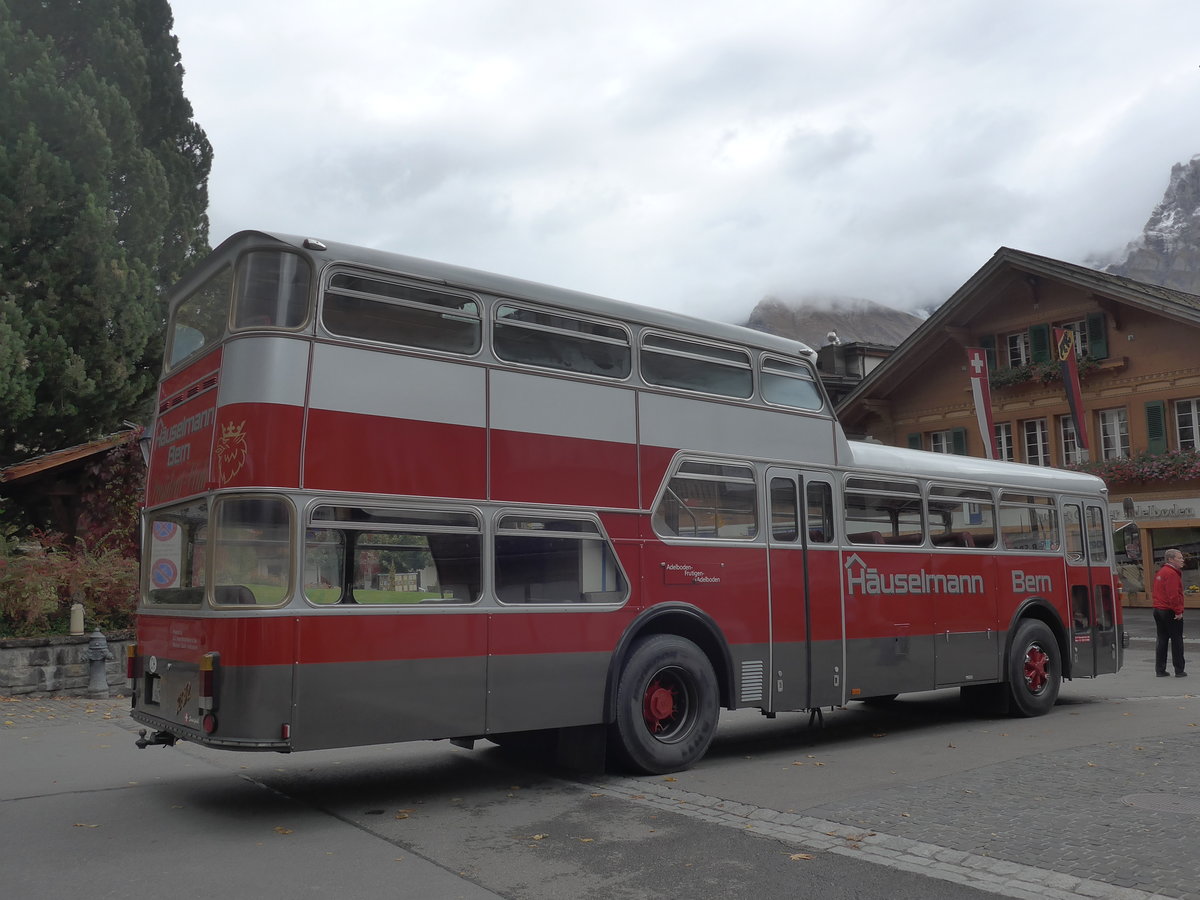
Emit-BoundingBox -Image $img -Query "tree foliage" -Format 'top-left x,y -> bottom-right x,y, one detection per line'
0,0 -> 211,466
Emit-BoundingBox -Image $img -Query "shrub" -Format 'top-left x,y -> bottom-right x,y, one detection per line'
0,532 -> 138,637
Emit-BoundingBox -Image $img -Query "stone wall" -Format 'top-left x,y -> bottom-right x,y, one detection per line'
0,631 -> 132,697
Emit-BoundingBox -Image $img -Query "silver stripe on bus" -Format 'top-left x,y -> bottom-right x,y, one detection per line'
217,337 -> 310,408
490,369 -> 637,443
308,343 -> 486,427
640,392 -> 842,464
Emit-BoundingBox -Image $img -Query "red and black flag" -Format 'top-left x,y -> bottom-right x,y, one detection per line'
1054,327 -> 1089,453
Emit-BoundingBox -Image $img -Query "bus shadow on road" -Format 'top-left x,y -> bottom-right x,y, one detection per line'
697,688 -> 1105,764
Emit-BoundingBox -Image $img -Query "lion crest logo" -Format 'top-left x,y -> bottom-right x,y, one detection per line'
215,420 -> 248,485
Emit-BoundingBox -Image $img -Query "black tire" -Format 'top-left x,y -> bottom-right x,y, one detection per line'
609,634 -> 719,775
1006,619 -> 1061,717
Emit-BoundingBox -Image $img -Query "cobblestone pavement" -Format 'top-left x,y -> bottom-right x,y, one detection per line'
6,612 -> 1199,900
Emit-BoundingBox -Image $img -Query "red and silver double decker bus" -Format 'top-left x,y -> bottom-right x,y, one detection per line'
129,231 -> 1122,774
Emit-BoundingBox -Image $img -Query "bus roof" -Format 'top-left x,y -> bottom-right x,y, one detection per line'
189,230 -> 817,361
847,440 -> 1108,496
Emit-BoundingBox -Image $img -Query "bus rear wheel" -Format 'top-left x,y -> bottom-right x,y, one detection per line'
1006,619 -> 1061,717
610,635 -> 719,775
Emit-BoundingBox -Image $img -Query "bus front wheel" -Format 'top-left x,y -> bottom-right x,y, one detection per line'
610,634 -> 719,775
1006,619 -> 1061,717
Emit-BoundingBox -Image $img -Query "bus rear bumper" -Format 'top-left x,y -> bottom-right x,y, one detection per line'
131,710 -> 292,752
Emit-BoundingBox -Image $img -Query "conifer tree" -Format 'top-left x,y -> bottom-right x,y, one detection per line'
0,0 -> 212,465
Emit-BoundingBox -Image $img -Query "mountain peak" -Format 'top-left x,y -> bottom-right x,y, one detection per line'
1105,156 -> 1200,294
744,295 -> 923,348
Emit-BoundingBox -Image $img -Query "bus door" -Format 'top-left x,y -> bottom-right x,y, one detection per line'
1063,501 -> 1119,676
1086,503 -> 1119,675
766,469 -> 836,711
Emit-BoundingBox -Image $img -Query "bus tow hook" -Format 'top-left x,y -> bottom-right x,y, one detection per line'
135,728 -> 177,749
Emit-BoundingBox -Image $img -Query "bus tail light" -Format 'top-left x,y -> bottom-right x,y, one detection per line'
198,652 -> 219,711
126,644 -> 142,686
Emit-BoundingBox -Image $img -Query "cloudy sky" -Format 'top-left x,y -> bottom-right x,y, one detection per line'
170,1 -> 1200,322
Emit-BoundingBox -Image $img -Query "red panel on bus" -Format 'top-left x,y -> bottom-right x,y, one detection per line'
213,402 -> 304,490
490,429 -> 639,509
303,409 -> 487,498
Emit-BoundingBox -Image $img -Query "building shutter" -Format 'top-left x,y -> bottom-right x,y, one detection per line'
907,433 -> 922,450
951,427 -> 968,455
1085,312 -> 1108,360
1029,324 -> 1051,363
979,335 -> 997,371
1145,401 -> 1167,454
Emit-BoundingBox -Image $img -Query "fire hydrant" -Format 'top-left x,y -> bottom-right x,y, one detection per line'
84,630 -> 114,699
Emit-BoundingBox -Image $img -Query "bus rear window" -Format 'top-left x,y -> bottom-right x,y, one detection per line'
233,251 -> 311,330
168,267 -> 233,368
145,501 -> 208,606
322,272 -> 481,354
211,497 -> 292,606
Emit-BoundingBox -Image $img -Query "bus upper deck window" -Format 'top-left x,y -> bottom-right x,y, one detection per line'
641,333 -> 752,399
322,272 -> 482,354
494,304 -> 631,378
168,267 -> 233,368
233,251 -> 311,330
761,357 -> 824,410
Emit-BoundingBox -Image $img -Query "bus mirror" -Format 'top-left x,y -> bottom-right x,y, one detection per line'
1122,497 -> 1136,520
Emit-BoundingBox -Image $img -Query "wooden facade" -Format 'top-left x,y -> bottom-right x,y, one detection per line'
837,248 -> 1200,605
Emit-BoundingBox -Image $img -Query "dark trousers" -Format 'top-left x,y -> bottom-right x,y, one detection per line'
1154,608 -> 1186,675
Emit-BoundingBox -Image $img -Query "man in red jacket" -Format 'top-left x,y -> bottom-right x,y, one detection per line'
1153,548 -> 1187,677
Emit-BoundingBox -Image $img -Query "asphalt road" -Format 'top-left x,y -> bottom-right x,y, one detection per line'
3,608 -> 1197,900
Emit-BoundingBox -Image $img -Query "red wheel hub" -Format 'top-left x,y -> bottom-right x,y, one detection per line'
643,679 -> 678,732
1024,645 -> 1049,692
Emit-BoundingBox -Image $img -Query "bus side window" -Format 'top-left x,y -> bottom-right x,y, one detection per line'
652,461 -> 758,540
494,515 -> 628,604
806,481 -> 833,543
843,476 -> 923,546
305,506 -> 482,605
770,477 -> 798,542
927,485 -> 996,549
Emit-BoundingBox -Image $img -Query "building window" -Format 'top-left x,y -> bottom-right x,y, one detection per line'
1023,419 -> 1049,467
1059,416 -> 1088,465
930,430 -> 953,454
1056,319 -> 1089,358
1006,331 -> 1031,367
994,423 -> 1014,461
1178,398 -> 1200,451
1097,408 -> 1129,460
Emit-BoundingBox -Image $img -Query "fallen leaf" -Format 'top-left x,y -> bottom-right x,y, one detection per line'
789,853 -> 814,860
900,813 -> 910,818
73,823 -> 100,828
663,776 -> 677,782
532,833 -> 547,840
947,743 -> 956,749
579,838 -> 594,843
273,826 -> 293,835
872,733 -> 887,738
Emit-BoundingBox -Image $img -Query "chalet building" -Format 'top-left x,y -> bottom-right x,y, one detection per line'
837,247 -> 1200,606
